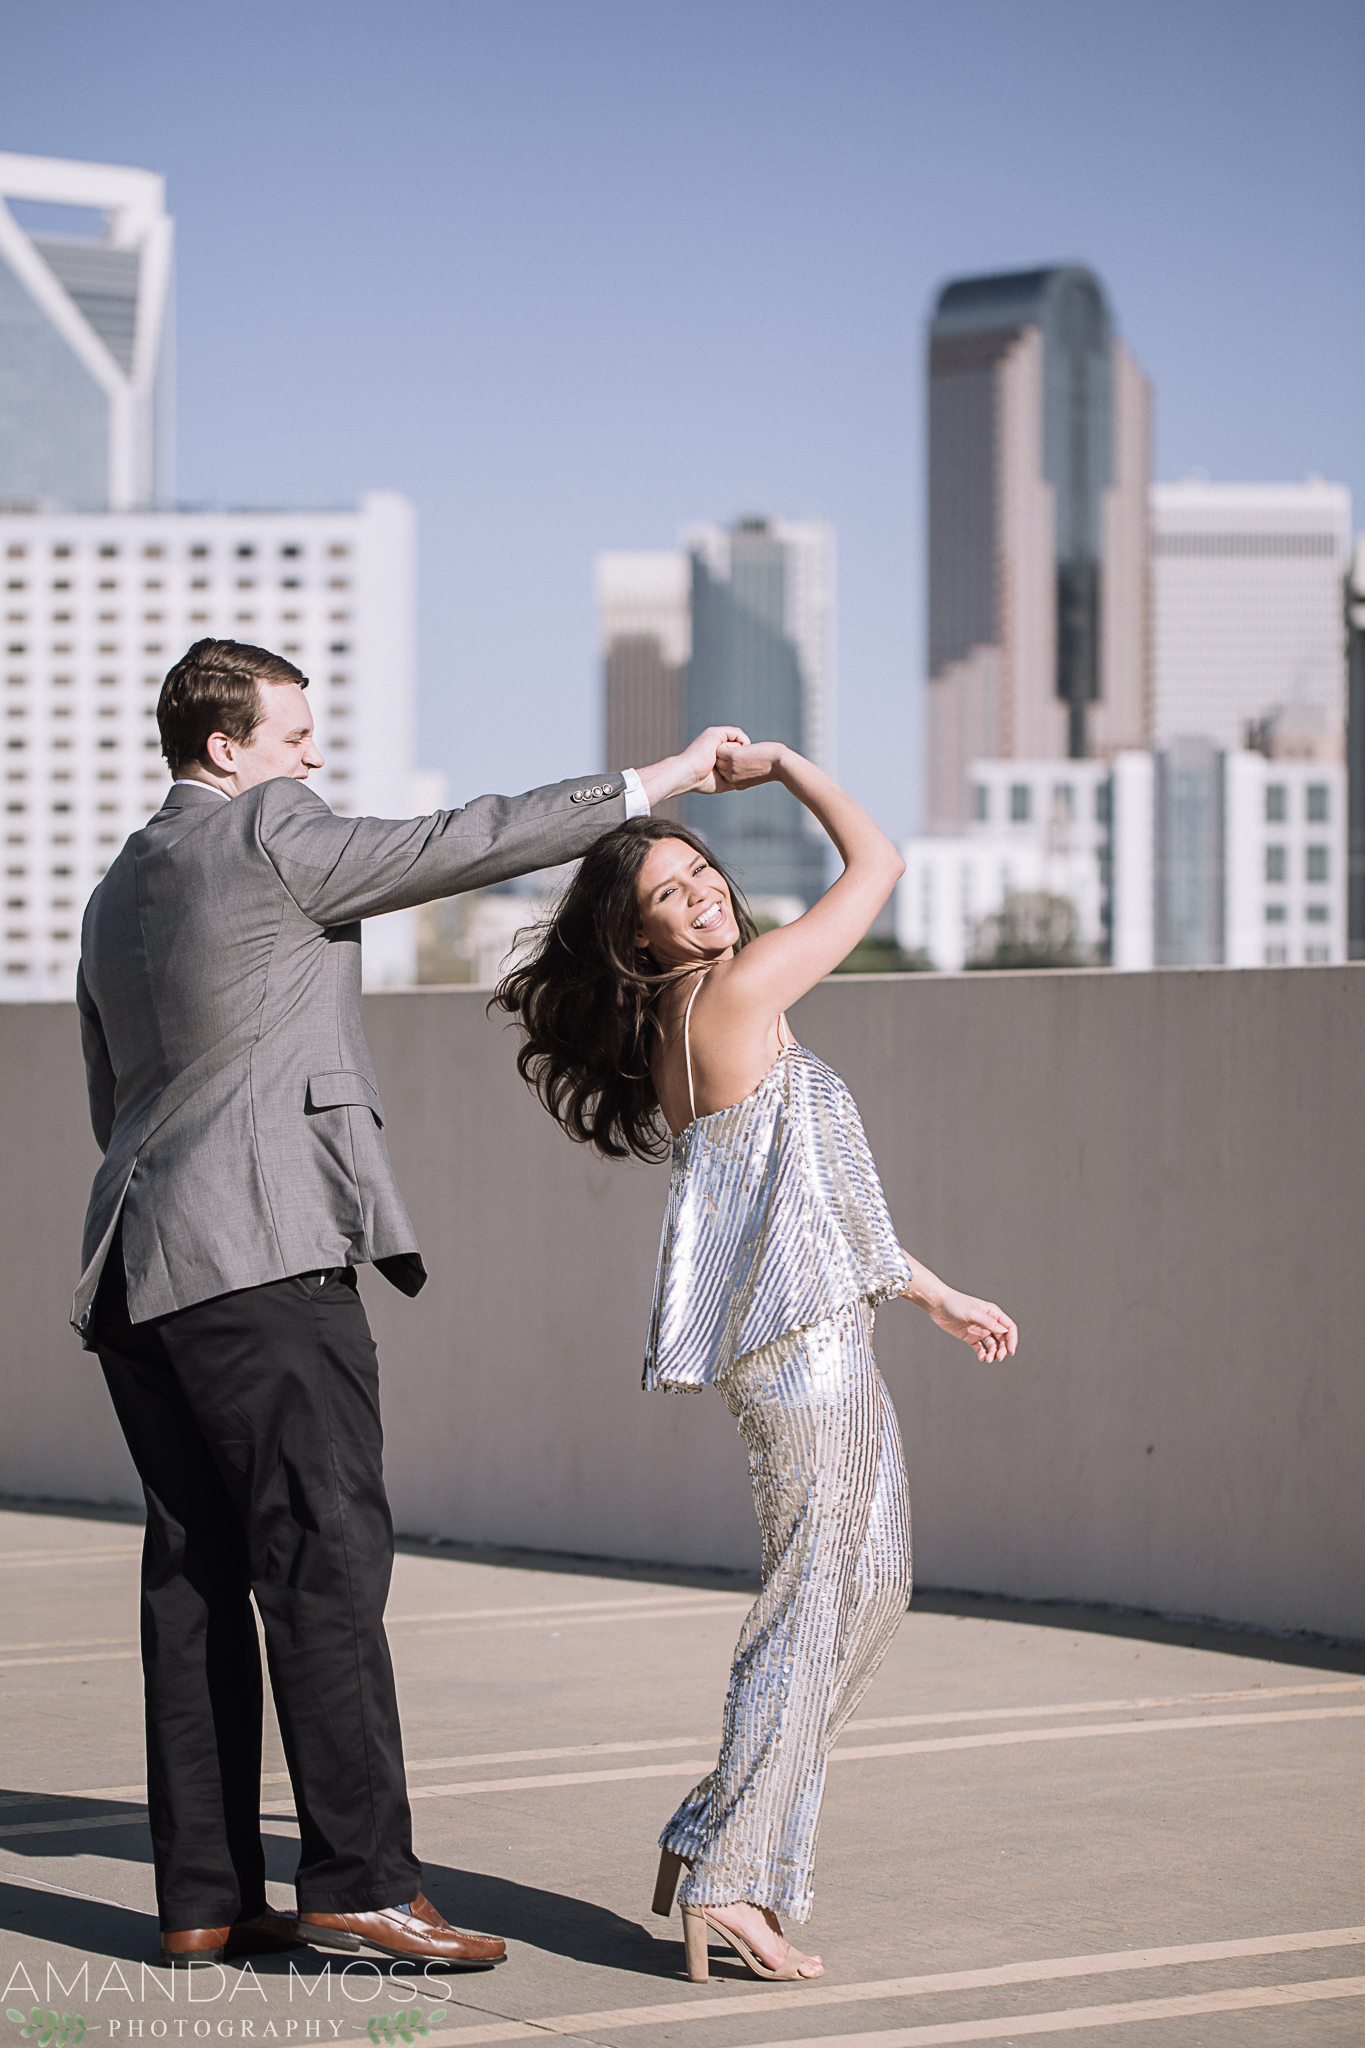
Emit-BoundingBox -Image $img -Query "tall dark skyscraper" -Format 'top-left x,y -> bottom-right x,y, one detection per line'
926,265 -> 1150,828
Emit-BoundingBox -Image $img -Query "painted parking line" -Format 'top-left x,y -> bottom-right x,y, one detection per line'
410,1932 -> 1365,2045
847,1676 -> 1365,1733
1,1634 -> 138,1654
828,1703 -> 1365,1766
55,1675 -> 1363,1798
0,1547 -> 142,1570
0,1810 -> 150,1839
385,1593 -> 748,1627
715,1976 -> 1365,2047
15,1702 -> 1361,1832
0,1599 -> 742,1672
392,1599 -> 744,1644
0,1649 -> 142,1672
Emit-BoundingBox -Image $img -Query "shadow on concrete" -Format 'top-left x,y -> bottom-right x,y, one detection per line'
422,1864 -> 693,1978
0,1791 -> 685,1982
910,1587 -> 1365,1672
0,1877 -> 156,1967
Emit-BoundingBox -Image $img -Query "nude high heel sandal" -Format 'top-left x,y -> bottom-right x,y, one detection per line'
652,1846 -> 689,1916
679,1904 -> 807,1983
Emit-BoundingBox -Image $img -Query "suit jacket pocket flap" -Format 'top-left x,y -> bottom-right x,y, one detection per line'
307,1070 -> 384,1125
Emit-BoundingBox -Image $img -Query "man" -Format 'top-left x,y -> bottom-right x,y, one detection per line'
76,637 -> 748,1970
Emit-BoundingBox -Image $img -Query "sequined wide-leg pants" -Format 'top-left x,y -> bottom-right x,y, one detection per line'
661,1298 -> 912,1924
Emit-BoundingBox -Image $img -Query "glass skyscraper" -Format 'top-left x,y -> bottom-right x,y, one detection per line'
0,152 -> 174,511
926,265 -> 1150,828
684,516 -> 834,910
599,516 -> 835,911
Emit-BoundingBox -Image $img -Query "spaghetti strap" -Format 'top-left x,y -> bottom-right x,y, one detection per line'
682,971 -> 709,1125
777,1012 -> 793,1051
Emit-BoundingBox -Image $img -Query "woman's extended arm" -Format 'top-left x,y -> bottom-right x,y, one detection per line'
901,1260 -> 1018,1362
708,743 -> 904,1018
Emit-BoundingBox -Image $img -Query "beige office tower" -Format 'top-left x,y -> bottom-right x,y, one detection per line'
596,549 -> 690,817
926,267 -> 1151,828
1151,479 -> 1351,754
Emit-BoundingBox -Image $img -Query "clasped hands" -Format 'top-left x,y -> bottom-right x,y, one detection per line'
671,729 -> 788,796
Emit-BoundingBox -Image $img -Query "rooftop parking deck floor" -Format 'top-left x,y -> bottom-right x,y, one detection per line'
2,1504 -> 1362,2047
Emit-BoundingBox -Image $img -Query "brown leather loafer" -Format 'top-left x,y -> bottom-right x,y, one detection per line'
300,1891 -> 505,1968
161,1908 -> 305,1966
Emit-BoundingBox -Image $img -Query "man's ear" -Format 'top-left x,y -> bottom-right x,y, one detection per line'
203,731 -> 237,773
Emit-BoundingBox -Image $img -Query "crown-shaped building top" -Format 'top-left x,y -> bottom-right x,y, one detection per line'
0,151 -> 174,511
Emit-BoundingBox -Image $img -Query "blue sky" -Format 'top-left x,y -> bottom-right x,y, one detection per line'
3,0 -> 1361,835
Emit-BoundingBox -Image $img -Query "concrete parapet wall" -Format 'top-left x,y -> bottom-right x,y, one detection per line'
2,968 -> 1361,1639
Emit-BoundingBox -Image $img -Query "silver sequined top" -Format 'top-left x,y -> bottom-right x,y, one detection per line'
642,1041 -> 913,1392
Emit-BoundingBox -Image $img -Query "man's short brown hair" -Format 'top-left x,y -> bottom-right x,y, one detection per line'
157,638 -> 309,776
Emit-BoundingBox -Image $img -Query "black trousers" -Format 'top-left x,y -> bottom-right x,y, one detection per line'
93,1226 -> 421,1929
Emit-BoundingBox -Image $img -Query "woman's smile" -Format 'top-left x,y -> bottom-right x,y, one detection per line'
691,901 -> 726,931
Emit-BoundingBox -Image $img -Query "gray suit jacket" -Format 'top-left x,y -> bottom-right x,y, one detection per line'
74,770 -> 629,1335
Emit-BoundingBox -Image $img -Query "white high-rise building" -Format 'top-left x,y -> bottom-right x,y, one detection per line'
897,757 -> 1111,972
0,152 -> 174,512
2,492 -> 417,999
1222,753 -> 1345,968
896,747 -> 1345,972
1151,480 -> 1352,752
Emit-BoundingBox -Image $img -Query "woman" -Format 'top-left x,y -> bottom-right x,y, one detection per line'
494,743 -> 1017,1984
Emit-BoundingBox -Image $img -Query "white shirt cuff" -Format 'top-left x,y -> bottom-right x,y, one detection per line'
621,767 -> 651,819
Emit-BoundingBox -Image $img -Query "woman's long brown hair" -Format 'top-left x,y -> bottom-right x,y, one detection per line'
490,817 -> 757,1161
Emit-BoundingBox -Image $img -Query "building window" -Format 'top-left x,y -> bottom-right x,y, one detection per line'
1264,944 -> 1288,965
1306,784 -> 1329,823
1095,782 -> 1112,825
1265,846 -> 1286,883
1306,903 -> 1329,923
972,786 -> 989,821
1306,845 -> 1329,883
1052,783 -> 1075,821
1265,785 -> 1287,823
1305,945 -> 1331,964
1264,904 -> 1287,923
1010,784 -> 1031,823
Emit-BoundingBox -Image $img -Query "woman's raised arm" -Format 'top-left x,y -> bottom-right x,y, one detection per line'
708,743 -> 905,1019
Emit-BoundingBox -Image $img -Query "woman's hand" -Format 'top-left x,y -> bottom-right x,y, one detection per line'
640,726 -> 751,805
714,740 -> 788,792
905,1263 -> 1018,1362
929,1290 -> 1017,1362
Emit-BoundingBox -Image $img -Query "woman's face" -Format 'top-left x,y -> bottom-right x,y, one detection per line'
634,837 -> 740,968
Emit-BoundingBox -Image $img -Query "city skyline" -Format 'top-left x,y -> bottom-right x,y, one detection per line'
2,1 -> 1359,843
